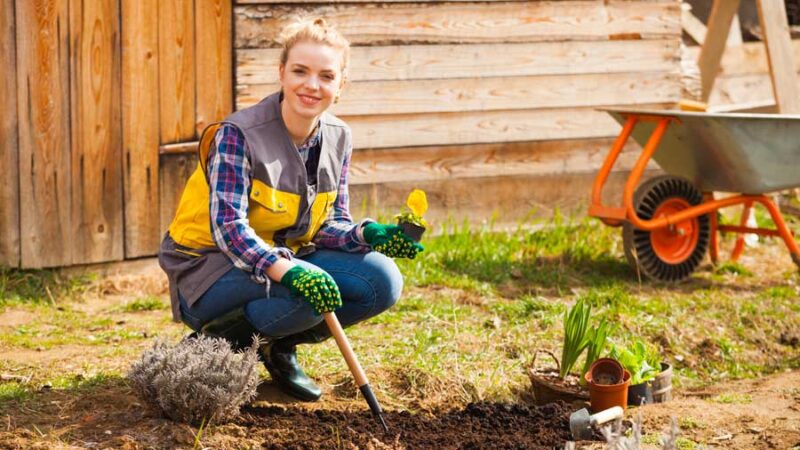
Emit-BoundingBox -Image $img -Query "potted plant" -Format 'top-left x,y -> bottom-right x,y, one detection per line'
608,340 -> 660,406
528,299 -> 592,405
395,189 -> 428,242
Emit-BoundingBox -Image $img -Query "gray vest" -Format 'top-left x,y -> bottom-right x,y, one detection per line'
159,92 -> 351,321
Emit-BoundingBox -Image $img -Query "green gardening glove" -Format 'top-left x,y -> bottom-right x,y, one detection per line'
362,223 -> 424,259
280,266 -> 342,315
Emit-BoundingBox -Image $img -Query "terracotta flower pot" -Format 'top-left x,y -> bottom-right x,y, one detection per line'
585,369 -> 631,412
588,358 -> 624,385
398,220 -> 426,242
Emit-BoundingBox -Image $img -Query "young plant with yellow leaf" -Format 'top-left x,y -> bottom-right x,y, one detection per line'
395,189 -> 428,242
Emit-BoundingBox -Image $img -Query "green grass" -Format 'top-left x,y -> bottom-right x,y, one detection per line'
0,382 -> 32,403
711,393 -> 753,404
0,266 -> 95,306
0,214 -> 798,413
120,296 -> 166,312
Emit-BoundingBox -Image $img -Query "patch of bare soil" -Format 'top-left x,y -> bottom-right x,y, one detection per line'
3,372 -> 799,449
239,401 -> 574,450
640,370 -> 800,449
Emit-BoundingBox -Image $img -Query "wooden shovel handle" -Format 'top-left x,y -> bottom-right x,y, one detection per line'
323,312 -> 368,386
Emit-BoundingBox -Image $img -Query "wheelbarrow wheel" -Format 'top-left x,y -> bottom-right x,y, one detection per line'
623,176 -> 710,282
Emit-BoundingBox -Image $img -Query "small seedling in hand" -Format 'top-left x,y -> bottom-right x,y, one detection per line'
395,189 -> 429,242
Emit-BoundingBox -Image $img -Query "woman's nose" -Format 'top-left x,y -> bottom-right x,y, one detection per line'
304,76 -> 319,90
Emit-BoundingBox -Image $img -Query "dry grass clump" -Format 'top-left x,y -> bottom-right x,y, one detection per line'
128,335 -> 261,425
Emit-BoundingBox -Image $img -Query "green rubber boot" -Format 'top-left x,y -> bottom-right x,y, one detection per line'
262,322 -> 331,402
199,308 -> 262,350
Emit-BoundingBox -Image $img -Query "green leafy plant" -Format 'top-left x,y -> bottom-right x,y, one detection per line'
609,340 -> 660,385
581,317 -> 612,378
560,299 -> 591,379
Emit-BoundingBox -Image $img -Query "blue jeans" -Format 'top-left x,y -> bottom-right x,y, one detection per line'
178,250 -> 403,338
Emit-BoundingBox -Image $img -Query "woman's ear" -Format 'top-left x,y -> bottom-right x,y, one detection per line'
278,63 -> 285,86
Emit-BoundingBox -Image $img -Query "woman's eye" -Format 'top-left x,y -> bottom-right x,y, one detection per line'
292,69 -> 305,74
323,75 -> 335,81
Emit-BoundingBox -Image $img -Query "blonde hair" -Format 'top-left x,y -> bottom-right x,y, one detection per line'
278,18 -> 350,77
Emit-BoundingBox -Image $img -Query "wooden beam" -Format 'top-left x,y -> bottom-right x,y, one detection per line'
195,0 -> 233,135
16,0 -> 72,268
0,0 -> 19,267
160,141 -> 198,155
159,0 -> 196,143
698,0 -> 741,102
237,40 -> 680,85
682,6 -> 708,45
234,1 -> 681,49
238,72 -> 681,114
69,0 -> 123,264
122,0 -> 161,257
757,0 -> 800,113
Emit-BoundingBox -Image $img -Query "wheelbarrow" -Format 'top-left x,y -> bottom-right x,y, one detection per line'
589,108 -> 800,282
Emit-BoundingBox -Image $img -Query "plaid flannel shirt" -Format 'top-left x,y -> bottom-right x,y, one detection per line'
207,123 -> 370,282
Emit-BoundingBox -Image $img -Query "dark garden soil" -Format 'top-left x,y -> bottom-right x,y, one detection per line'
240,401 -> 578,449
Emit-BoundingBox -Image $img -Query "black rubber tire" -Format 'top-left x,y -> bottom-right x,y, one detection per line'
622,176 -> 710,282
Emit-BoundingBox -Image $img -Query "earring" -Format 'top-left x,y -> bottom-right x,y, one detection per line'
334,95 -> 340,104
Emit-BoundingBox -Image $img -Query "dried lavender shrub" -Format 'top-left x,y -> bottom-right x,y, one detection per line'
128,335 -> 261,425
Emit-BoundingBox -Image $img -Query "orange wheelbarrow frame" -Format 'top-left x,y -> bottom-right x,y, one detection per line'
589,112 -> 800,269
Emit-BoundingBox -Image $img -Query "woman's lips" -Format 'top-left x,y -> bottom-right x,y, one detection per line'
298,94 -> 321,106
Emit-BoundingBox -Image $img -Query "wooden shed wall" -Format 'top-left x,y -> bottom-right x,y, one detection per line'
233,0 -> 683,223
1,0 -> 232,269
2,0 -> 685,269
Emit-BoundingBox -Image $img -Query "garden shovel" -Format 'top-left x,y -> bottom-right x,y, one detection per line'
323,312 -> 389,432
569,406 -> 623,440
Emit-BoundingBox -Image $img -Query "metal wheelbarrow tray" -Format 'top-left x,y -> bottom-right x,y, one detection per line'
590,108 -> 800,282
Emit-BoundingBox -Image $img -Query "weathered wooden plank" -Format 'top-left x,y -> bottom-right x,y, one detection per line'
685,40 -> 800,76
195,0 -> 233,135
349,138 -> 642,185
757,0 -> 800,113
343,104 -> 672,150
160,141 -> 198,155
159,154 -> 197,239
70,0 -> 123,264
349,170 -> 655,227
238,72 -> 681,114
122,0 -> 161,257
235,1 -> 681,49
0,0 -> 19,267
0,0 -> 20,267
237,40 -> 681,85
159,0 -> 196,143
16,0 -> 72,268
698,0 -> 741,101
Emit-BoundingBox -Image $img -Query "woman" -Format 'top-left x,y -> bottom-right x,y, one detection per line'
158,18 -> 423,402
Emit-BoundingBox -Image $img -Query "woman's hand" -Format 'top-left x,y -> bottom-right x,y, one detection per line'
362,223 -> 424,259
279,266 -> 342,315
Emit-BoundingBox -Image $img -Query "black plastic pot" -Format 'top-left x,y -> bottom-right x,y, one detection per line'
398,220 -> 426,242
628,381 -> 653,406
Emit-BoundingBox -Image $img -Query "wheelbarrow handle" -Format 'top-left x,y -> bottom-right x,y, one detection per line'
323,312 -> 389,432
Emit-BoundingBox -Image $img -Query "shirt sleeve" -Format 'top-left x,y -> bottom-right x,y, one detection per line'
208,124 -> 289,281
312,136 -> 374,252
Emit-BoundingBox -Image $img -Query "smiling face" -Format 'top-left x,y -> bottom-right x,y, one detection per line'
279,40 -> 346,122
